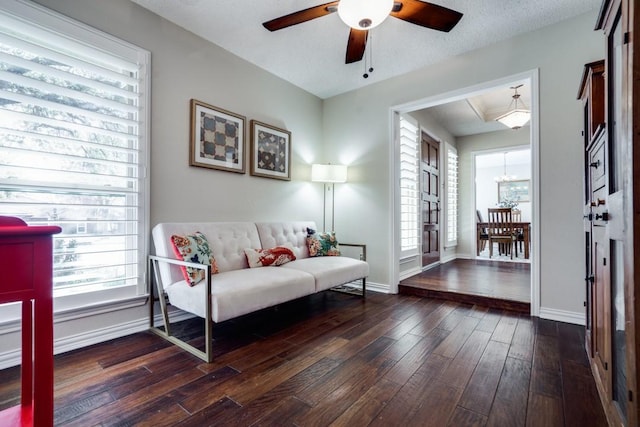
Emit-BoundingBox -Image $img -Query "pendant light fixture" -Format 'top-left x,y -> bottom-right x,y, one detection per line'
338,0 -> 394,29
495,84 -> 531,130
494,152 -> 516,183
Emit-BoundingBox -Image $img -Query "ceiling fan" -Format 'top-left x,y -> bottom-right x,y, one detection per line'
263,0 -> 463,65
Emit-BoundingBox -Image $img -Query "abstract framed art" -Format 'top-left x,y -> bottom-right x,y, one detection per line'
498,179 -> 530,203
189,99 -> 246,173
250,120 -> 291,181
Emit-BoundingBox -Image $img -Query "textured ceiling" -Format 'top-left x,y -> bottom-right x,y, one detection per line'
425,82 -> 532,136
131,0 -> 601,99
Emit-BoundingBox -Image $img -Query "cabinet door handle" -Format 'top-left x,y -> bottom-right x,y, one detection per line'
595,212 -> 609,221
590,160 -> 601,168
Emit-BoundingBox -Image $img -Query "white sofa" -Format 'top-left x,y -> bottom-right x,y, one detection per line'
149,221 -> 368,362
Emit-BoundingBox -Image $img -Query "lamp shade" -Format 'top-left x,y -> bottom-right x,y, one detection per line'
311,164 -> 348,183
495,109 -> 531,130
338,0 -> 394,29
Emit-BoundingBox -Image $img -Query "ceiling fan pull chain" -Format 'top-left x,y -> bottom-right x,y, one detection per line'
369,32 -> 374,74
363,32 -> 374,79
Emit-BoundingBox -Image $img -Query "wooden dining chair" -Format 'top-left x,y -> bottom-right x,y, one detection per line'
511,208 -> 523,254
487,207 -> 516,259
477,210 -> 489,255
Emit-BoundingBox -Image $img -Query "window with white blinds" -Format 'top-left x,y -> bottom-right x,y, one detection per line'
0,2 -> 150,299
445,143 -> 458,246
399,115 -> 420,257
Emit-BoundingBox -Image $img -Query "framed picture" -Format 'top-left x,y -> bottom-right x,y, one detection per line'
189,99 -> 246,173
250,120 -> 291,181
498,179 -> 530,203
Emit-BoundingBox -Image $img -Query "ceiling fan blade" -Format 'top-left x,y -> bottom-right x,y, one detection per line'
391,0 -> 463,32
263,1 -> 339,31
345,28 -> 368,64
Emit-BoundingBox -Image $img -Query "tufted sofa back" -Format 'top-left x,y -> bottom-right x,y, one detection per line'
255,221 -> 315,260
151,221 -> 317,287
152,222 -> 262,285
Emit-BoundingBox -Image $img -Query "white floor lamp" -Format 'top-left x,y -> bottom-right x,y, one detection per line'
311,164 -> 348,231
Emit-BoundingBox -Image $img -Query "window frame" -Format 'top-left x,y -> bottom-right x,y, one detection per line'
444,142 -> 458,247
398,114 -> 420,259
0,0 -> 151,318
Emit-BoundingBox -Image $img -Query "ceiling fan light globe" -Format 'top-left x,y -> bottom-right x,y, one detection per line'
338,0 -> 394,29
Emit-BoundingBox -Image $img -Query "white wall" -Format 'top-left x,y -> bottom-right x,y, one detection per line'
0,0 -> 325,368
323,10 -> 603,320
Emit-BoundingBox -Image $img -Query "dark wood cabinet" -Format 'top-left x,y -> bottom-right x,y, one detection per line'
578,60 -> 605,360
580,0 -> 640,425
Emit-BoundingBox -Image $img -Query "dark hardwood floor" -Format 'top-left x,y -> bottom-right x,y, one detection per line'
400,259 -> 531,313
0,291 -> 605,426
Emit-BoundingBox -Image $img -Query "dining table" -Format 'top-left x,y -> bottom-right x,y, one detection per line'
476,221 -> 531,259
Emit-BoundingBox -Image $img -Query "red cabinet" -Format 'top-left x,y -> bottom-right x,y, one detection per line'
0,217 -> 60,426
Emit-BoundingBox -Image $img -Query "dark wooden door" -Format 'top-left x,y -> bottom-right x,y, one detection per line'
421,131 -> 440,267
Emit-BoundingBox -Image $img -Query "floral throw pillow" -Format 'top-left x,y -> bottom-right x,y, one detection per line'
170,232 -> 219,286
306,227 -> 341,257
244,242 -> 297,268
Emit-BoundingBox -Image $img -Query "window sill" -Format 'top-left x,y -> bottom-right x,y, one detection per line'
0,288 -> 148,333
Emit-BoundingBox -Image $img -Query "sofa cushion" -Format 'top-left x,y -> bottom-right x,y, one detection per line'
282,256 -> 369,292
306,228 -> 340,256
170,232 -> 219,285
244,242 -> 296,268
164,267 -> 315,322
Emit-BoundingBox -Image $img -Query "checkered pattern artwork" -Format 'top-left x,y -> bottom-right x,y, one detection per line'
250,120 -> 291,180
200,112 -> 239,164
256,129 -> 287,173
190,99 -> 245,173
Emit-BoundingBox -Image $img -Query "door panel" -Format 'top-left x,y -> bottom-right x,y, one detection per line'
592,223 -> 610,392
421,131 -> 440,267
589,132 -> 610,395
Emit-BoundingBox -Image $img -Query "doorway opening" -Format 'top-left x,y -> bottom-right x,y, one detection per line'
391,70 -> 539,314
475,147 -> 532,264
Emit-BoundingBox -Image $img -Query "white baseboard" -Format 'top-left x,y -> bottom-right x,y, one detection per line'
454,253 -> 474,260
440,254 -> 457,264
399,267 -> 422,281
365,281 -> 390,294
538,307 -> 585,326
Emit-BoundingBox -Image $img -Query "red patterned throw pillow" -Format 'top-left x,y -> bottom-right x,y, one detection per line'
244,242 -> 296,268
170,232 -> 219,286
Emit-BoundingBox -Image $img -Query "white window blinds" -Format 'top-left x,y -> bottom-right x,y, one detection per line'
445,143 -> 458,246
399,115 -> 419,257
0,2 -> 150,297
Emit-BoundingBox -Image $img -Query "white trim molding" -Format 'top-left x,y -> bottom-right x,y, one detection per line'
538,307 -> 585,326
391,69 -> 541,317
365,281 -> 390,294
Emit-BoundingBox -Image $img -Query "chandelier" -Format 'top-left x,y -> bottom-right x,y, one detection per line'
494,152 -> 516,182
